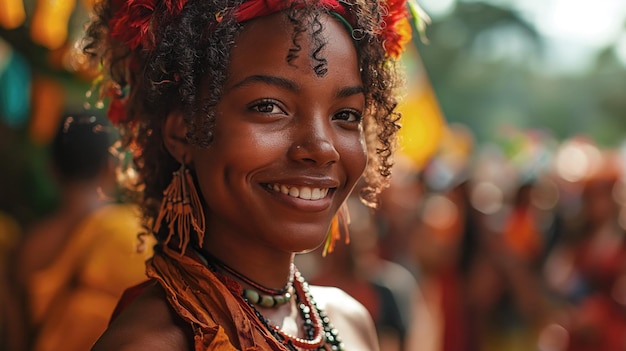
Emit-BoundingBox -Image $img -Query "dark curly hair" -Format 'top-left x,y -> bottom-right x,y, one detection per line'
83,0 -> 403,240
51,113 -> 114,183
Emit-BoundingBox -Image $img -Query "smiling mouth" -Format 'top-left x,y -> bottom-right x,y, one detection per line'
264,183 -> 332,200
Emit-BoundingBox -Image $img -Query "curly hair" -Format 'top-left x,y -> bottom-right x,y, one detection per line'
83,0 -> 403,241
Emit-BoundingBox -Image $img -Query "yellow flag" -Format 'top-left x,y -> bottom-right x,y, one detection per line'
397,43 -> 447,171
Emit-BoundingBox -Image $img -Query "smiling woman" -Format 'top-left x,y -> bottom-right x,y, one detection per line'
81,0 -> 417,350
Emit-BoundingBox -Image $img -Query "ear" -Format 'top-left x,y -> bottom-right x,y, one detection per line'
163,111 -> 192,164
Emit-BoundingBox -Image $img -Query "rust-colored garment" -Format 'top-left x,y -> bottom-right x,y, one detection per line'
502,207 -> 542,262
146,247 -> 290,351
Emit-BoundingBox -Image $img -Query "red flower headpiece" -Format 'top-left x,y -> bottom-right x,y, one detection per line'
380,0 -> 412,59
378,0 -> 431,58
109,0 -> 188,50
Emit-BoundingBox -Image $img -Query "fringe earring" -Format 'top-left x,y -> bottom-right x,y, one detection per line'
322,202 -> 351,257
153,163 -> 205,255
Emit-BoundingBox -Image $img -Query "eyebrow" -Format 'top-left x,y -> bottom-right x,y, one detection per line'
336,85 -> 364,99
230,75 -> 300,92
229,74 -> 364,98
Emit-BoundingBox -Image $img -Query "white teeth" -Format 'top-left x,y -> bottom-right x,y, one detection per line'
311,188 -> 321,200
268,184 -> 330,200
299,187 -> 312,200
288,187 -> 299,197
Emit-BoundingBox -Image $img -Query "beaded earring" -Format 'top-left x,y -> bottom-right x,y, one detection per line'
322,202 -> 351,256
153,163 -> 205,254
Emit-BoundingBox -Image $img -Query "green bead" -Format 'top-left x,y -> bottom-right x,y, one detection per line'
274,295 -> 286,305
243,289 -> 260,304
259,295 -> 276,307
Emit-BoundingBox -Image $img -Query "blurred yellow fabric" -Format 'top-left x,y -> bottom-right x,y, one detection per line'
27,203 -> 153,351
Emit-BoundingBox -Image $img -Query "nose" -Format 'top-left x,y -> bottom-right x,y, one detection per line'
288,118 -> 340,166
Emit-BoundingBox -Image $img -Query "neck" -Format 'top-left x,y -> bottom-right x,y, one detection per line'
58,182 -> 109,214
199,242 -> 295,292
202,226 -> 295,289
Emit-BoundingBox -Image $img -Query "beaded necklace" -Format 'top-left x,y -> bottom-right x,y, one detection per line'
243,269 -> 345,351
194,248 -> 345,350
210,252 -> 295,295
196,248 -> 295,307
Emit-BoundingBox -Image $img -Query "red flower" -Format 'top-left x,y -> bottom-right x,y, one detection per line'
110,0 -> 156,50
109,0 -> 189,50
163,0 -> 187,14
107,96 -> 128,126
380,0 -> 412,59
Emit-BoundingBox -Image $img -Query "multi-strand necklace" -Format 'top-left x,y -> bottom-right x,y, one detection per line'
244,269 -> 345,351
195,248 -> 345,351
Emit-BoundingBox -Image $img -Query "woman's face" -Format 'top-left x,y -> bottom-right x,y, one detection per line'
191,12 -> 367,255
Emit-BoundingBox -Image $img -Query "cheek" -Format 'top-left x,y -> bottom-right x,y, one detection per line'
191,154 -> 220,201
343,135 -> 368,180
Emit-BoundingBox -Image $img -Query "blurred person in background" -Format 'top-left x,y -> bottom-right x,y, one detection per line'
541,150 -> 626,351
305,193 -> 420,351
406,173 -> 474,351
409,136 -> 552,351
6,113 -> 152,351
403,123 -> 478,351
467,178 -> 549,351
376,156 -> 426,272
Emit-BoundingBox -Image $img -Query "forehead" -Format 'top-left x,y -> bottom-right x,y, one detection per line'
225,11 -> 360,87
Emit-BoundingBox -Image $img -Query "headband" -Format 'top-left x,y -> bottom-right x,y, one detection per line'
234,0 -> 351,23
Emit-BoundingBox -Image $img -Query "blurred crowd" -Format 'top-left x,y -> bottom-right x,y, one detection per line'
1,117 -> 626,351
299,123 -> 626,351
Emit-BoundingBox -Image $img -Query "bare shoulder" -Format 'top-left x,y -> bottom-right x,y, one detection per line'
309,285 -> 380,351
91,282 -> 192,351
13,216 -> 68,283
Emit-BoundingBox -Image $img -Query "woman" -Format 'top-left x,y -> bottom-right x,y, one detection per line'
83,0 -> 420,349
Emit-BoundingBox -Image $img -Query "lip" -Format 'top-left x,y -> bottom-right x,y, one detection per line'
262,176 -> 341,188
259,176 -> 340,212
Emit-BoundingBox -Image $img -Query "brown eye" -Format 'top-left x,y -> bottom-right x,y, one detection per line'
334,109 -> 362,123
250,99 -> 284,114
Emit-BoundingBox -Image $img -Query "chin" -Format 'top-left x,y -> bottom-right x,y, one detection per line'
275,225 -> 329,253
293,238 -> 327,254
